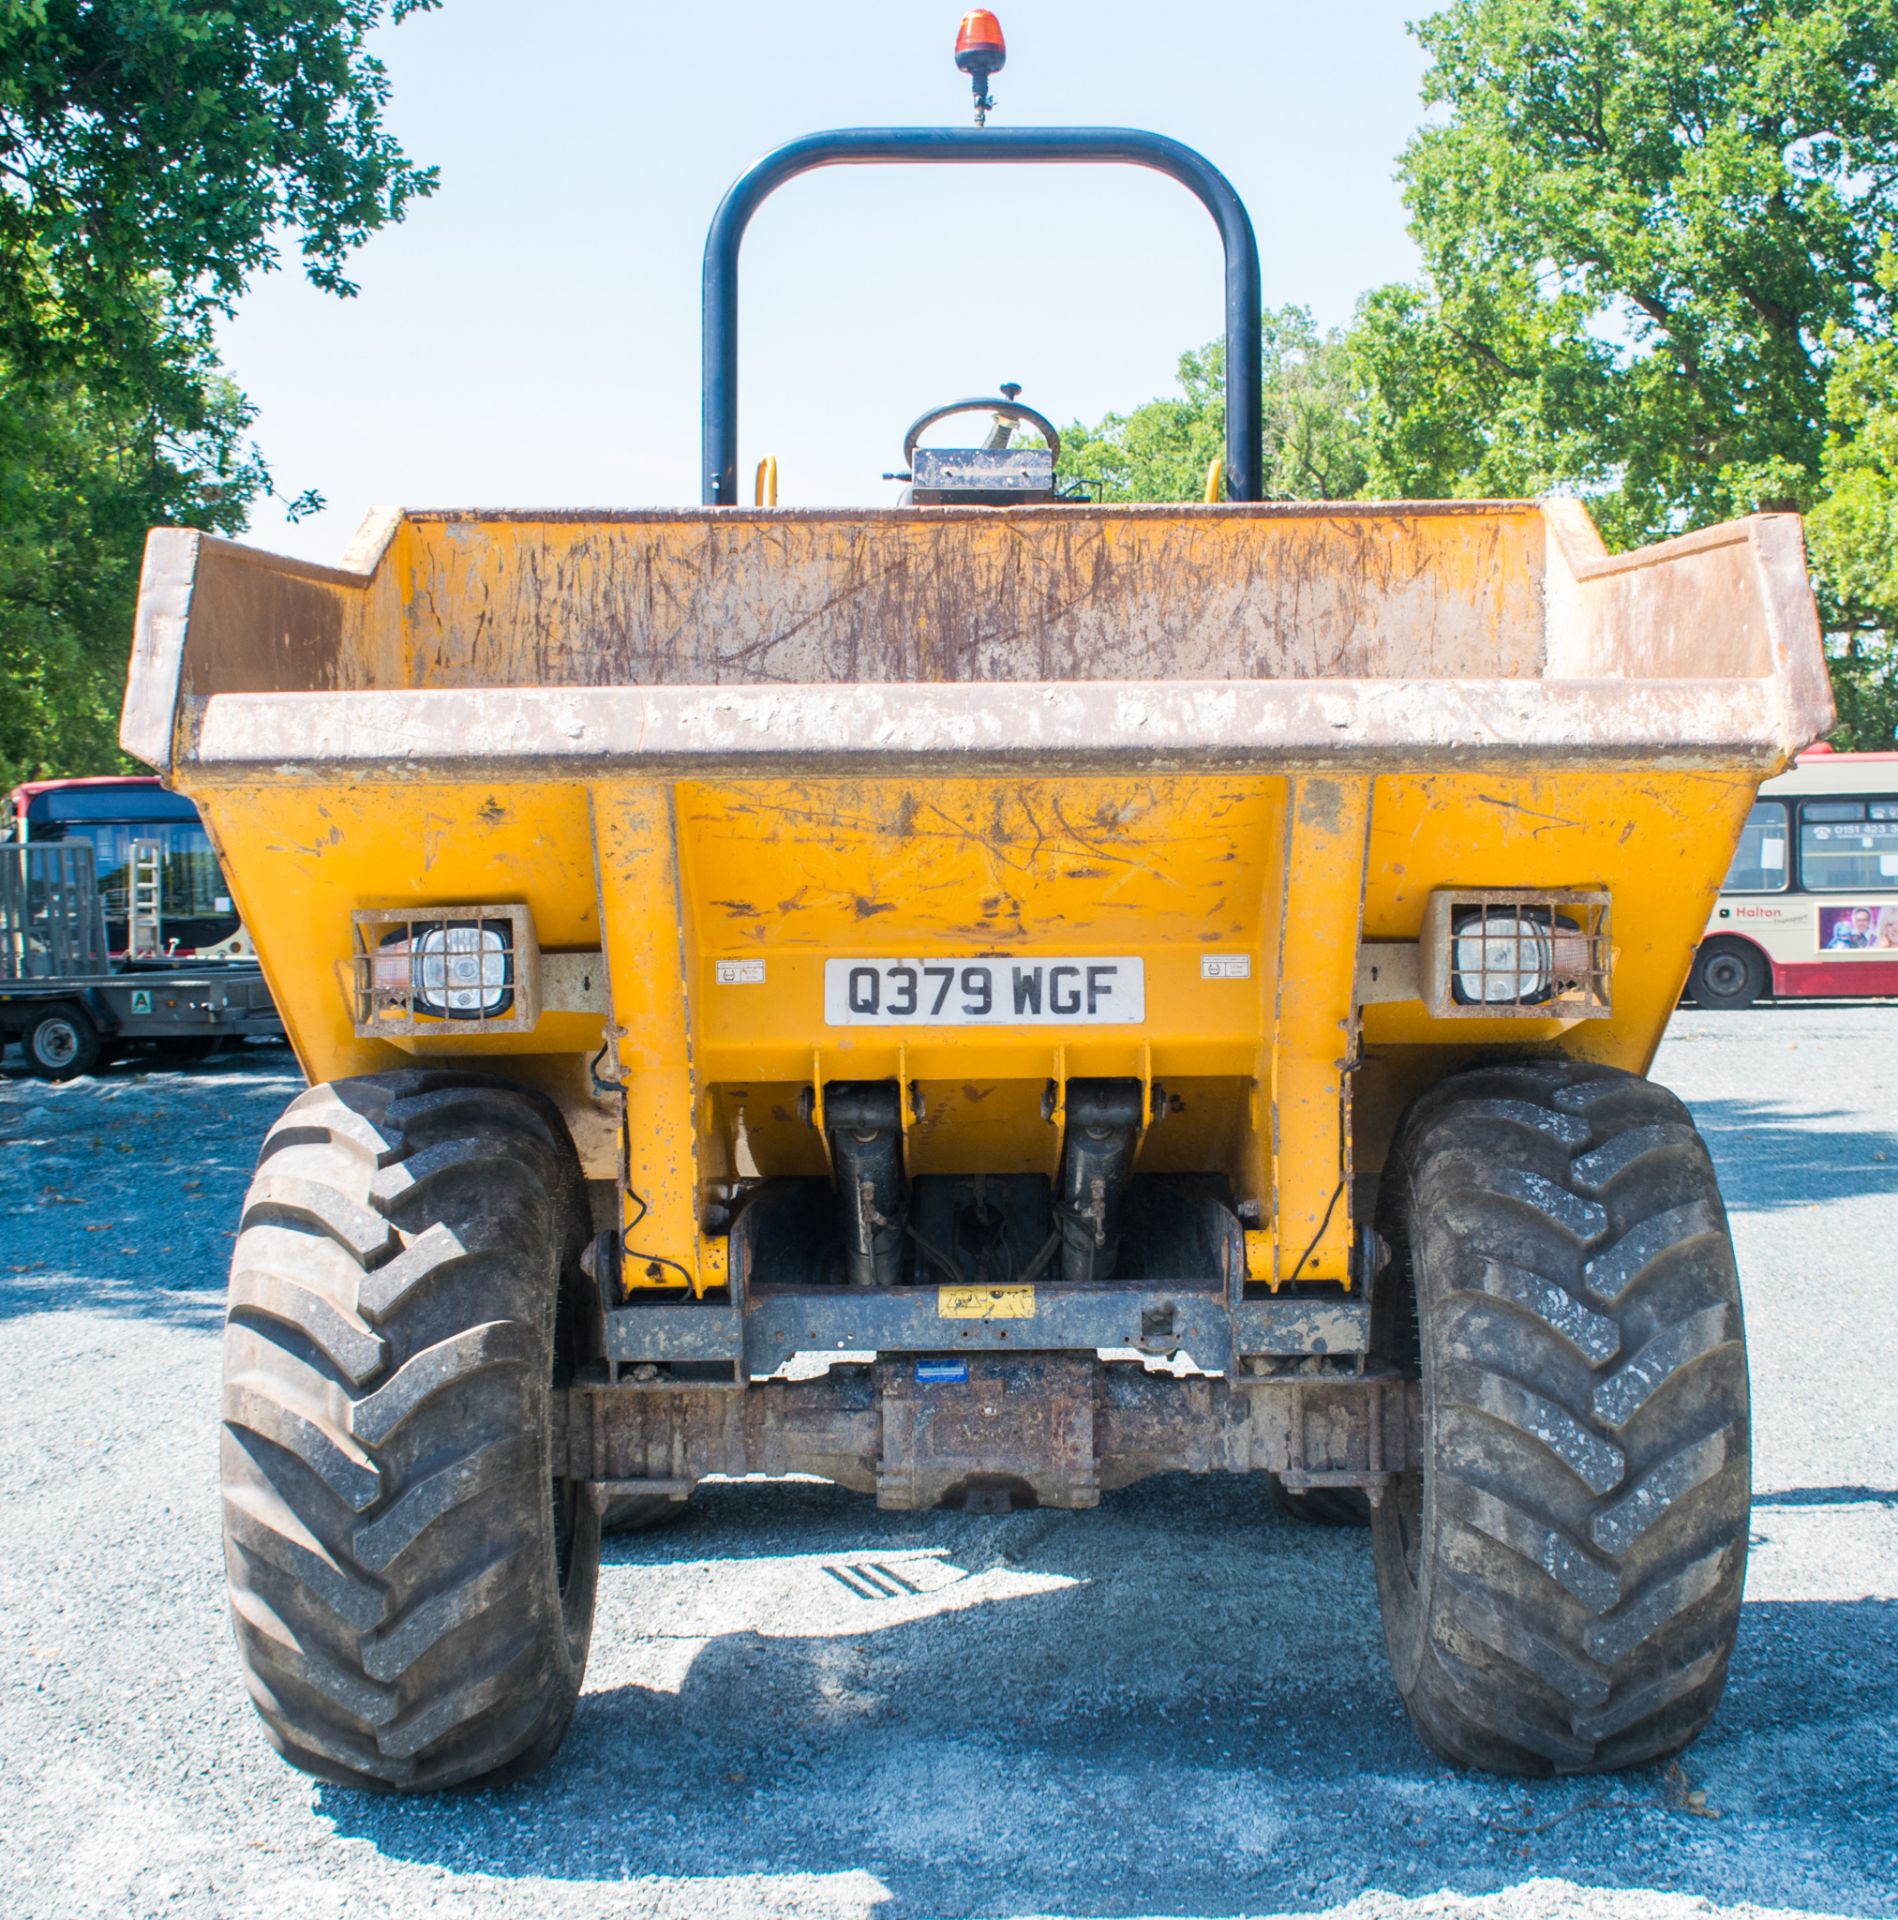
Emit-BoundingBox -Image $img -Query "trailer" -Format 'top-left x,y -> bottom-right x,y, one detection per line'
1,841 -> 282,1076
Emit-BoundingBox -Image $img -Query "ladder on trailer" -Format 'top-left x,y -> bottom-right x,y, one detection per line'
127,838 -> 164,959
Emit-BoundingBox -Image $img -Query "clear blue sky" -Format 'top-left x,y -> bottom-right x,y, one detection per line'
219,1 -> 1433,559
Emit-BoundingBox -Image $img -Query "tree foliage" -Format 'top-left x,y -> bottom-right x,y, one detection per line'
0,1 -> 438,790
0,0 -> 438,374
0,330 -> 259,790
1808,251 -> 1898,746
1060,308 -> 1370,503
1392,0 -> 1898,546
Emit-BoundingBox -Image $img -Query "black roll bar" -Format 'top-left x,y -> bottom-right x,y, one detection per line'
702,126 -> 1264,506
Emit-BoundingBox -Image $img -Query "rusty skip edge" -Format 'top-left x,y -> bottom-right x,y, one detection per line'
558,1357 -> 1418,1512
162,678 -> 1813,783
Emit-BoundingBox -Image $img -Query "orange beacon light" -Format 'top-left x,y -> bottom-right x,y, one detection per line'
955,10 -> 1006,123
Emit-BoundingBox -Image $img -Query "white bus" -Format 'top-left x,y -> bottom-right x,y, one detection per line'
1693,746 -> 1898,1007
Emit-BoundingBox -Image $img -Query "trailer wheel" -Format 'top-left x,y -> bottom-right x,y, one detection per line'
1689,939 -> 1767,1010
220,1070 -> 601,1791
1371,1059 -> 1750,1775
24,1004 -> 101,1079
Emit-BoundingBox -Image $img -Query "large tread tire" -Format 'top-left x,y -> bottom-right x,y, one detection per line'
1371,1057 -> 1750,1776
220,1069 -> 601,1791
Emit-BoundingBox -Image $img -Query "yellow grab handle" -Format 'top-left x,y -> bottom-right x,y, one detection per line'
754,455 -> 779,507
1203,457 -> 1225,504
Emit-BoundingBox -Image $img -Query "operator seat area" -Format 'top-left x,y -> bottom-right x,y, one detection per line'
893,383 -> 1066,504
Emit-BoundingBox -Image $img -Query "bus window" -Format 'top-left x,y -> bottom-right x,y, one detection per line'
1798,798 -> 1898,893
13,781 -> 241,952
1722,801 -> 1789,893
76,821 -> 225,919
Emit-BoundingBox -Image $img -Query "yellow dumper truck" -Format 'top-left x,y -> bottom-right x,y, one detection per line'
124,101 -> 1831,1790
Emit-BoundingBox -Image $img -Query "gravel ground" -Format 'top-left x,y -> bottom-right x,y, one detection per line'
0,1013 -> 1893,1920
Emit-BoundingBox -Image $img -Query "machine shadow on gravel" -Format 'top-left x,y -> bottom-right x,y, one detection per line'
1756,1484 -> 1898,1509
0,1267 -> 229,1331
307,1479 -> 1898,1920
0,1052 -> 303,1331
1690,1095 -> 1898,1210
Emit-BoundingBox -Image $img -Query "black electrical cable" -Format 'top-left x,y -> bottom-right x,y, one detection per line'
620,1182 -> 696,1289
1017,1229 -> 1062,1284
1286,1179 -> 1345,1288
1286,1063 -> 1358,1288
905,1224 -> 965,1286
587,1037 -> 616,1098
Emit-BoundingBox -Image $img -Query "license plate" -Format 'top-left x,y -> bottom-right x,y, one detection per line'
822,956 -> 1144,1026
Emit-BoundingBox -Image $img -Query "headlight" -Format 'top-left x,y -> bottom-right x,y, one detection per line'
1390,890 -> 1611,1021
350,904 -> 547,1037
1449,905 -> 1593,1008
374,920 -> 514,1020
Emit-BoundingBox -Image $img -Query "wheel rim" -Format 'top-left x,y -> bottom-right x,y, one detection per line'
1704,953 -> 1747,999
34,1019 -> 81,1069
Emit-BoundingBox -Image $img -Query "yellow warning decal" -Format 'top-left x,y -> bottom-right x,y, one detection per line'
937,1285 -> 1037,1320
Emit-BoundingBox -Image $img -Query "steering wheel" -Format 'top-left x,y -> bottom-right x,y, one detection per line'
902,392 -> 1062,468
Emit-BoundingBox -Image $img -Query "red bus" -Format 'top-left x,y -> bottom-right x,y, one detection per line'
1693,747 -> 1898,1006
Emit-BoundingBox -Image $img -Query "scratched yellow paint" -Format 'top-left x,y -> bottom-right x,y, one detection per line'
188,779 -> 604,1073
379,507 -> 1550,690
679,776 -> 1284,1200
1268,777 -> 1373,1286
179,762 -> 1760,1300
590,781 -> 709,1290
1350,768 -> 1762,1184
1360,770 -> 1759,1064
939,1285 -> 1037,1320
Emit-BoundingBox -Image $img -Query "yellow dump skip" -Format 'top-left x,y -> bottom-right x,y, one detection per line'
124,497 -> 1830,1295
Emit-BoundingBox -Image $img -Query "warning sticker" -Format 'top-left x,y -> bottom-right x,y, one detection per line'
130,990 -> 152,1015
937,1285 -> 1036,1320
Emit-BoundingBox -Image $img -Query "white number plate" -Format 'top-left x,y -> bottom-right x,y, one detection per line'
823,956 -> 1144,1026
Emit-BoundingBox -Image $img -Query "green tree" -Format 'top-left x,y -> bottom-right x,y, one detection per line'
1347,277 -> 1620,507
1060,307 -> 1372,503
1388,0 -> 1898,549
0,321 -> 262,788
1808,252 -> 1898,746
0,1 -> 439,790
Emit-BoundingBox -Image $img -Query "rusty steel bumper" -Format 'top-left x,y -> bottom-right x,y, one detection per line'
562,1356 -> 1417,1513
